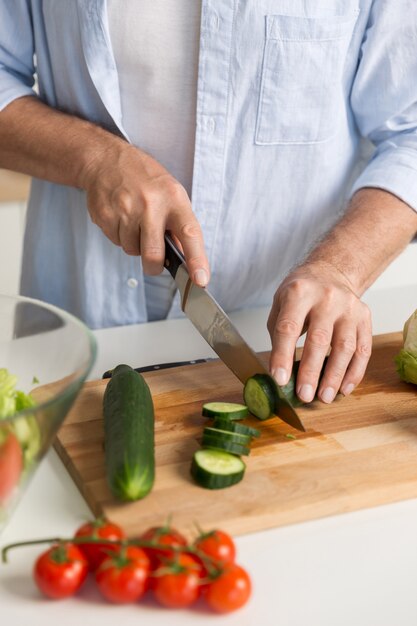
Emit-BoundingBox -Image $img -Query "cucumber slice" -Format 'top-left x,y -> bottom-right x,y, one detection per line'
203,426 -> 252,446
202,402 -> 249,420
190,449 -> 246,489
212,418 -> 261,438
243,374 -> 276,420
201,434 -> 250,456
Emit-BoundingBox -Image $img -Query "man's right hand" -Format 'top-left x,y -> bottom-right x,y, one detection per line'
81,141 -> 210,286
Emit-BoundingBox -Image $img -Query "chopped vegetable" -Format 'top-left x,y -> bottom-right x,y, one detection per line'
202,402 -> 249,420
285,433 -> 297,440
395,309 -> 417,384
191,449 -> 246,489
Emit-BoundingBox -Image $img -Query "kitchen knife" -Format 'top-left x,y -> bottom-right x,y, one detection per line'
163,233 -> 306,432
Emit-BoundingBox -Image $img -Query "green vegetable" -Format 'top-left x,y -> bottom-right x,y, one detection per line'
395,309 -> 417,384
201,434 -> 250,456
202,402 -> 249,420
211,418 -> 261,438
0,369 -> 41,475
285,433 -> 297,440
243,374 -> 276,420
203,426 -> 252,446
190,449 -> 246,489
0,369 -> 36,419
103,364 -> 155,501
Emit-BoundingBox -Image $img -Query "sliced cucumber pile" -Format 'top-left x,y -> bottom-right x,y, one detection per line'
191,400 -> 261,490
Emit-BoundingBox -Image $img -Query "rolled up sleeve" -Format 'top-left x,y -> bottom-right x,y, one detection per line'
0,0 -> 36,111
350,0 -> 417,212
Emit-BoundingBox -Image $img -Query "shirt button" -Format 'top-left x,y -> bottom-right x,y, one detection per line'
207,117 -> 216,134
127,277 -> 138,288
209,12 -> 219,31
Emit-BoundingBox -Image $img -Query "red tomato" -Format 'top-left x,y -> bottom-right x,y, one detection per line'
95,545 -> 150,603
75,518 -> 125,570
204,564 -> 251,613
0,430 -> 23,503
139,525 -> 188,568
194,529 -> 236,565
33,543 -> 88,599
153,553 -> 201,608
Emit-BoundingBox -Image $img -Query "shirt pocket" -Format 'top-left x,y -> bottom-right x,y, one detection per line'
255,11 -> 360,146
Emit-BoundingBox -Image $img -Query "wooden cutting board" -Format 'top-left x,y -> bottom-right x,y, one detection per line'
51,332 -> 417,537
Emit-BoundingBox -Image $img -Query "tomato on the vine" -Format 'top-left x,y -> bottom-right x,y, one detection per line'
95,545 -> 150,603
139,524 -> 188,567
33,543 -> 88,599
194,529 -> 236,565
75,518 -> 125,571
204,563 -> 251,613
153,553 -> 202,609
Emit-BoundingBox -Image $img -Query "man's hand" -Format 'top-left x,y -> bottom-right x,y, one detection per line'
268,261 -> 372,403
0,96 -> 209,286
82,142 -> 209,285
267,188 -> 417,404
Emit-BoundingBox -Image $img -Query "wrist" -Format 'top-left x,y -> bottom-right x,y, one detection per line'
76,126 -> 127,190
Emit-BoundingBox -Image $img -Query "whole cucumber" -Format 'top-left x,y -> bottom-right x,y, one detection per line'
103,364 -> 155,501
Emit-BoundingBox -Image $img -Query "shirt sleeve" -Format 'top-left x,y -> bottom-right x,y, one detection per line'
350,0 -> 417,211
0,0 -> 36,111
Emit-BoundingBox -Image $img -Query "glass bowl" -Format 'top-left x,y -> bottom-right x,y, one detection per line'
0,294 -> 96,533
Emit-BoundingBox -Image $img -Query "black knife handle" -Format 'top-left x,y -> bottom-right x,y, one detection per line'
164,233 -> 186,279
102,358 -> 212,379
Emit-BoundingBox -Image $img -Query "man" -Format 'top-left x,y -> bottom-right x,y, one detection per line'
0,1 -> 417,405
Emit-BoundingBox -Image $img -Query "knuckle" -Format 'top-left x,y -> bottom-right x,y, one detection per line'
275,318 -> 301,338
333,335 -> 356,355
142,244 -> 164,261
356,342 -> 372,358
308,327 -> 331,347
180,221 -> 201,240
286,278 -> 309,297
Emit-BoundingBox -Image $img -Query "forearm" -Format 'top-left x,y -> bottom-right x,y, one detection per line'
305,188 -> 417,295
0,96 -> 124,189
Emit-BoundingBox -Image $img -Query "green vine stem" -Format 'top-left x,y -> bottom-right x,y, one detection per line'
1,535 -> 225,577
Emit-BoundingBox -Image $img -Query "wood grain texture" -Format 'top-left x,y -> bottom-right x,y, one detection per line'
51,332 -> 417,537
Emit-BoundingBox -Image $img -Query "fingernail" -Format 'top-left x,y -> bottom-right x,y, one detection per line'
194,269 -> 208,287
342,383 -> 355,396
297,384 -> 314,403
321,386 -> 335,404
271,367 -> 288,386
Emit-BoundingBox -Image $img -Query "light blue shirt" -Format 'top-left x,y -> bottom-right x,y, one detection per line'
1,0 -> 417,329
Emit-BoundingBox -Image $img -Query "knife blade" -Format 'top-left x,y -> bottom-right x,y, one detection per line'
163,234 -> 306,431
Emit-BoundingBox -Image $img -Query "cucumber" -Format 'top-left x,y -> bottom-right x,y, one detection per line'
103,364 -> 155,501
202,402 -> 249,420
201,434 -> 250,456
203,426 -> 252,446
212,417 -> 261,438
190,449 -> 246,489
243,374 -> 277,420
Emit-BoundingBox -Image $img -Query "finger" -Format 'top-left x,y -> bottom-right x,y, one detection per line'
340,316 -> 372,396
170,216 -> 210,287
316,322 -> 357,403
268,296 -> 311,387
296,319 -> 333,402
118,220 -> 140,256
89,204 -> 121,246
140,215 -> 166,275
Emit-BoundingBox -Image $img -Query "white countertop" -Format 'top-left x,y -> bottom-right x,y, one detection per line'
2,284 -> 417,626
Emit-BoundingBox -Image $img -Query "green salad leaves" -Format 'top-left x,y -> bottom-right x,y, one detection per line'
0,369 -> 35,419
